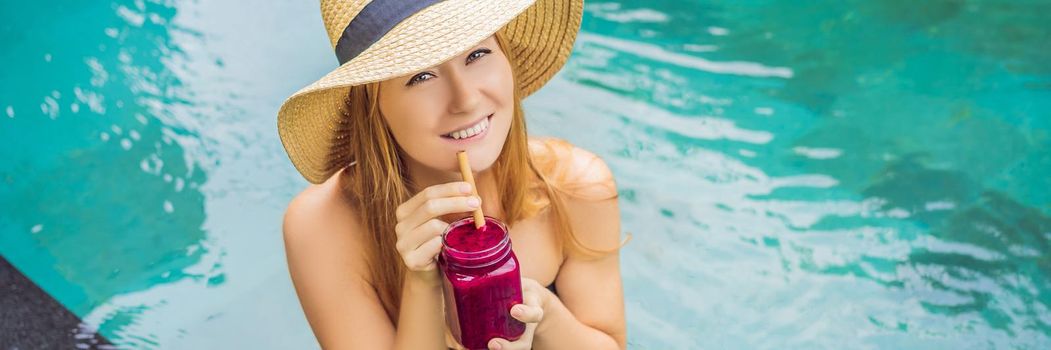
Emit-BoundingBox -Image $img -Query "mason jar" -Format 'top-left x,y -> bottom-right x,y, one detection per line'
438,216 -> 525,350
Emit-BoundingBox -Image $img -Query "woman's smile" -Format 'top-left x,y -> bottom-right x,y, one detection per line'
440,114 -> 493,145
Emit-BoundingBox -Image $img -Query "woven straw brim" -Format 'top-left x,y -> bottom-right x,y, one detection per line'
278,0 -> 583,184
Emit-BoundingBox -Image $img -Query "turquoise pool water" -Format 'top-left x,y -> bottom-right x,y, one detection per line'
2,0 -> 1050,348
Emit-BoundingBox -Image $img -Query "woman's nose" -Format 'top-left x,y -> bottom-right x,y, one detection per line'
445,69 -> 481,115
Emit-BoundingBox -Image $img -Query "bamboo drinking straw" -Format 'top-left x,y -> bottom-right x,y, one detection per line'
457,151 -> 486,229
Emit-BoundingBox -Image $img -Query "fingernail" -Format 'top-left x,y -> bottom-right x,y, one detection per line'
467,197 -> 480,208
491,343 -> 502,350
511,306 -> 522,317
460,183 -> 472,193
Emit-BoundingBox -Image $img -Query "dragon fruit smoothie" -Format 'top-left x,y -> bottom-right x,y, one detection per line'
438,216 -> 525,350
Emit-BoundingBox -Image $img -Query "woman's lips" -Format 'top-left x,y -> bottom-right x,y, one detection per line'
441,115 -> 492,145
441,113 -> 492,137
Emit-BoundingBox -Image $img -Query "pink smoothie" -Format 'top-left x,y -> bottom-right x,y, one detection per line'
439,216 -> 525,350
444,221 -> 504,251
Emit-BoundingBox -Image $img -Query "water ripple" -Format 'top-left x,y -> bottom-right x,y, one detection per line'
579,33 -> 794,78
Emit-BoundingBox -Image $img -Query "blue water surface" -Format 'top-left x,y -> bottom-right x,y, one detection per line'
2,0 -> 1050,348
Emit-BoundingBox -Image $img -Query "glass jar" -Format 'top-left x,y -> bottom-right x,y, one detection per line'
438,216 -> 525,350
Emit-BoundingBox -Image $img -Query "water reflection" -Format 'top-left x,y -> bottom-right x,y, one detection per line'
0,0 -> 216,347
910,191 -> 1051,332
807,154 -> 1051,337
530,1 -> 1051,348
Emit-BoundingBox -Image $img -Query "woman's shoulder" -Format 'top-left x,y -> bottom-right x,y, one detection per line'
527,136 -> 618,201
282,170 -> 369,272
284,169 -> 360,226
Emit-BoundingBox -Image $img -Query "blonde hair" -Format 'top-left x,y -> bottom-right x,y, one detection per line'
336,32 -> 623,324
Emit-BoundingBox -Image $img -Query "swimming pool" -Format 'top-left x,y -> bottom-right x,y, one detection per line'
2,0 -> 1049,348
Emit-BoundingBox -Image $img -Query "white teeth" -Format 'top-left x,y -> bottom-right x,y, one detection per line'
447,117 -> 489,139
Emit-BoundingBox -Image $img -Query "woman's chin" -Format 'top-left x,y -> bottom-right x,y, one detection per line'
461,151 -> 499,173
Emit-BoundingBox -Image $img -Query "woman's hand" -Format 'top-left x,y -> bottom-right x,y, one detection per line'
487,277 -> 549,350
394,181 -> 480,285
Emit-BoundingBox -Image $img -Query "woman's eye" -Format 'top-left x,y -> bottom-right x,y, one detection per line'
406,48 -> 491,86
467,48 -> 492,63
407,72 -> 434,86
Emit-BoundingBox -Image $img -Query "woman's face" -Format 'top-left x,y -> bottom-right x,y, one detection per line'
377,35 -> 514,178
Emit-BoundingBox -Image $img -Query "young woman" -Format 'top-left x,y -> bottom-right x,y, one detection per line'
277,1 -> 627,349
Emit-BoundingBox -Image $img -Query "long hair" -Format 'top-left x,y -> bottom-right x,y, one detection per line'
337,32 -> 623,324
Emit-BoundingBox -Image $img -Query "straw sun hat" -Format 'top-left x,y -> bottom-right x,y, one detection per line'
277,0 -> 584,184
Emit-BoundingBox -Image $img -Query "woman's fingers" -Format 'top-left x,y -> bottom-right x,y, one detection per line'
394,218 -> 447,255
395,182 -> 473,221
488,321 -> 538,350
398,195 -> 479,234
487,279 -> 545,350
393,181 -> 476,273
401,234 -> 443,271
488,337 -> 511,350
510,303 -> 544,323
510,286 -> 544,323
488,338 -> 508,350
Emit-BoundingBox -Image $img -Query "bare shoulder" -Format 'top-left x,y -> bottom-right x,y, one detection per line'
282,171 -> 395,348
528,136 -> 618,201
282,169 -> 374,288
283,171 -> 366,256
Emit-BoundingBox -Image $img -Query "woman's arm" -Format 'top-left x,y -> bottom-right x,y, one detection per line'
533,146 -> 627,350
283,185 -> 448,350
393,271 -> 447,350
283,186 -> 396,348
